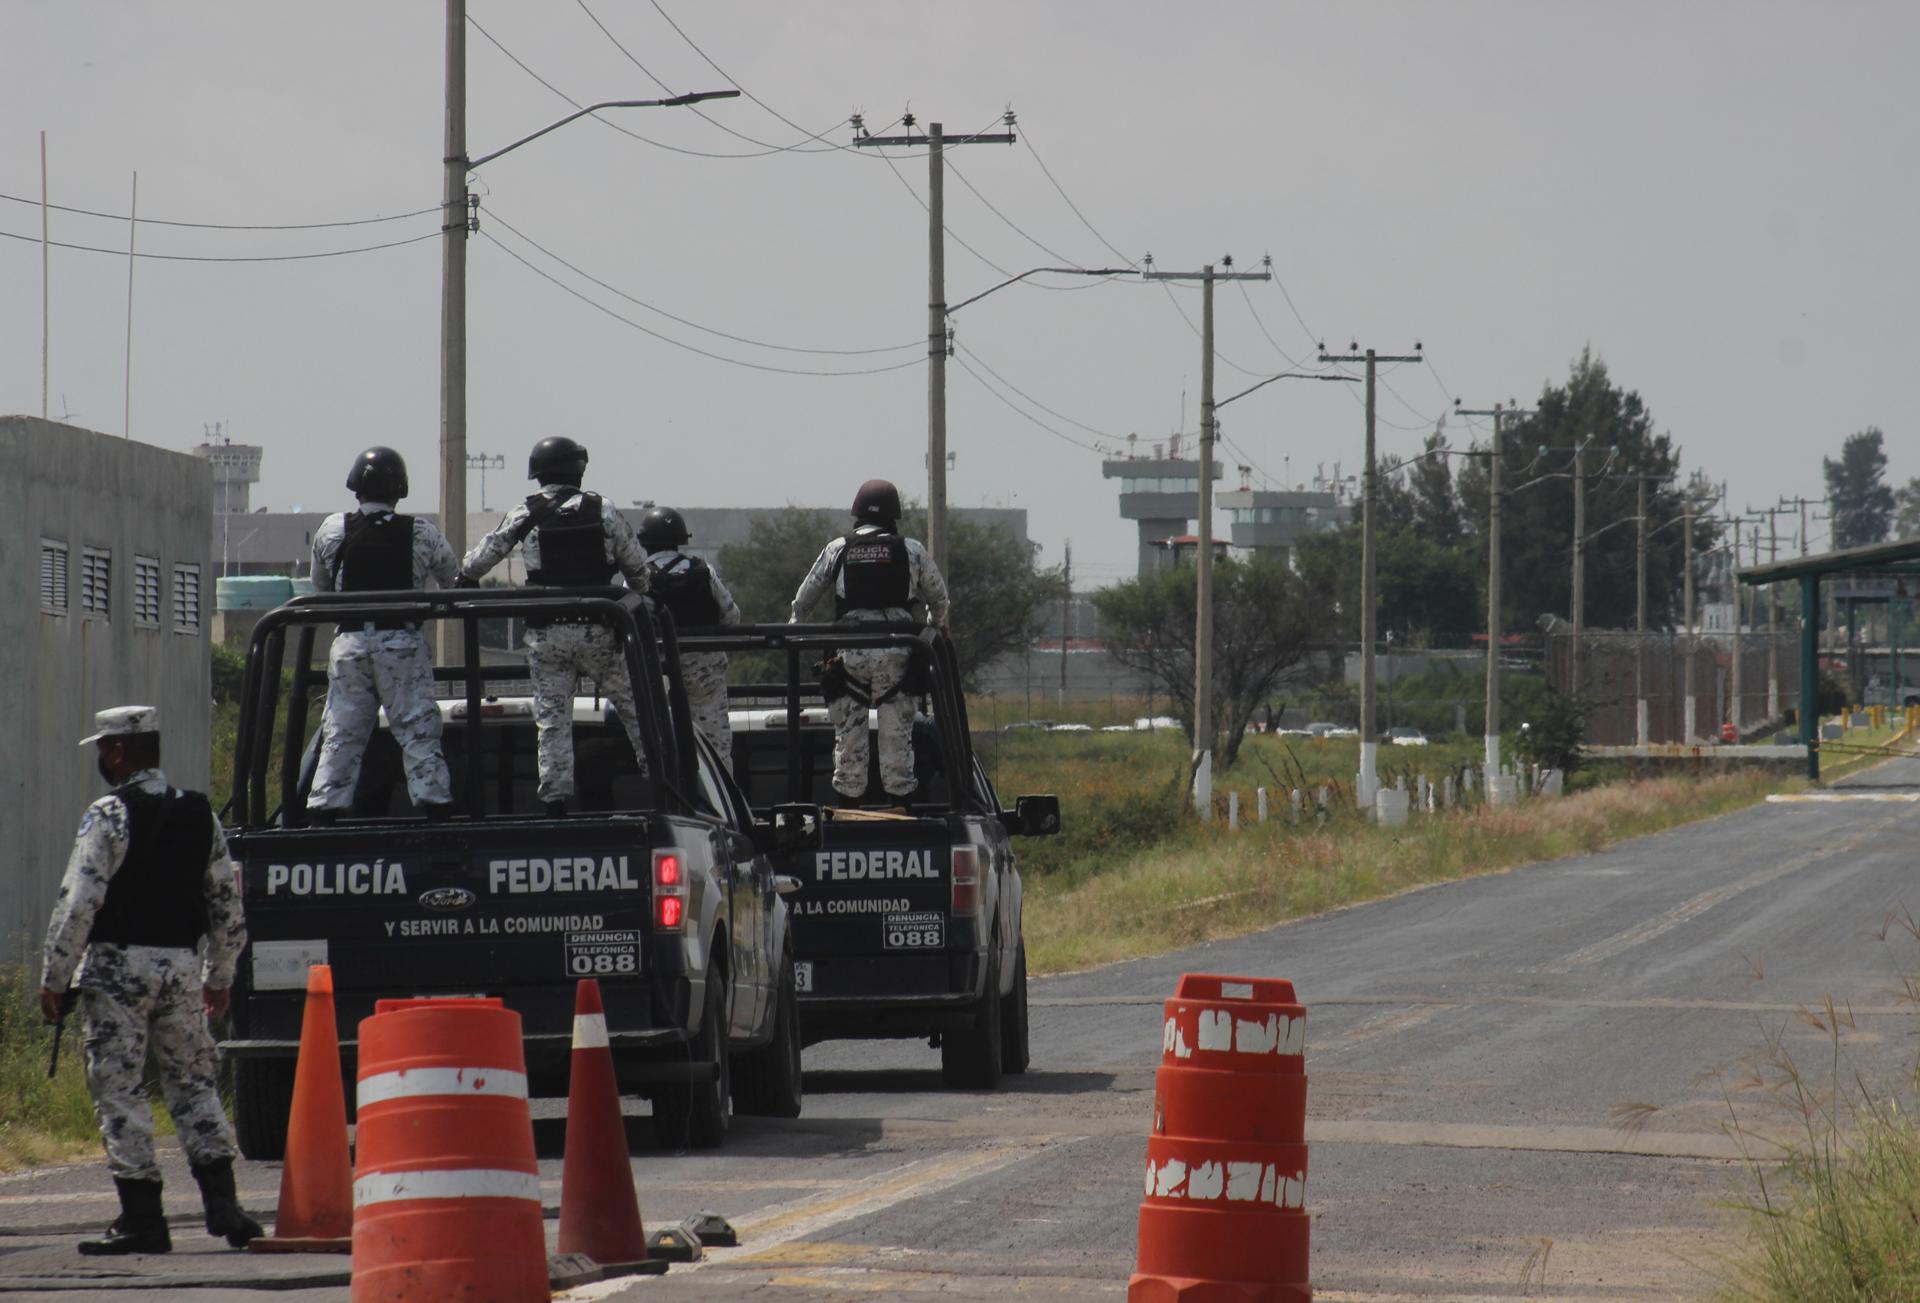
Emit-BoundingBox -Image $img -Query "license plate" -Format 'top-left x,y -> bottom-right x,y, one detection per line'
250,939 -> 328,990
793,961 -> 814,993
883,912 -> 945,950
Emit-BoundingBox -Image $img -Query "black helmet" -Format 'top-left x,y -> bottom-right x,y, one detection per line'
527,435 -> 589,483
851,478 -> 902,525
345,446 -> 408,501
639,506 -> 690,549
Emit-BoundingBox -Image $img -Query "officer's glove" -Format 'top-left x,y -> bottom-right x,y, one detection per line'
452,574 -> 480,590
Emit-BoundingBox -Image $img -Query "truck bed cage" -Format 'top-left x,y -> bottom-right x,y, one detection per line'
232,587 -> 700,827
677,623 -> 983,816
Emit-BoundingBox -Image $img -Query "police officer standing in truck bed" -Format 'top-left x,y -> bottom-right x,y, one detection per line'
790,479 -> 951,804
460,436 -> 651,816
39,707 -> 262,1256
306,446 -> 459,821
640,506 -> 742,769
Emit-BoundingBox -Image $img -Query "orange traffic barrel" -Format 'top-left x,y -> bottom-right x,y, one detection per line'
351,997 -> 549,1303
1130,974 -> 1311,1302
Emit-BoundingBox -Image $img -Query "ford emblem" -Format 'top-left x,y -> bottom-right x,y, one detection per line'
419,886 -> 476,911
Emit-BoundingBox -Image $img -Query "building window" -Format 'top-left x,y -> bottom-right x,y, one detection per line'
173,563 -> 203,635
133,556 -> 162,628
80,547 -> 112,619
40,539 -> 69,614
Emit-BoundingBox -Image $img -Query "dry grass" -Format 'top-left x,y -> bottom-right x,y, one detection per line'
0,967 -> 101,1173
1025,768 -> 1783,974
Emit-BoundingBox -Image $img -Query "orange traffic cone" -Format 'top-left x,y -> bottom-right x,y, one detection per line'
557,979 -> 649,1266
249,964 -> 353,1254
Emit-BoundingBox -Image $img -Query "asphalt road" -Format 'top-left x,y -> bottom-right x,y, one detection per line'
6,757 -> 1919,1301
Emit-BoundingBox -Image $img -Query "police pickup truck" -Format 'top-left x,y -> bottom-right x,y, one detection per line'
685,623 -> 1060,1089
220,587 -> 812,1157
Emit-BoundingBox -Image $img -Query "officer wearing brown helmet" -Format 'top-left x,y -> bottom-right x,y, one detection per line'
39,707 -> 262,1255
790,480 -> 951,803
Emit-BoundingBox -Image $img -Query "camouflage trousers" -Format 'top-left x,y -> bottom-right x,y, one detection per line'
683,651 -> 732,771
79,945 -> 236,1183
309,629 -> 451,811
526,623 -> 648,803
829,645 -> 917,800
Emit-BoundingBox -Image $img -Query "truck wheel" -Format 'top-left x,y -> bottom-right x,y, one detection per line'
734,950 -> 804,1118
1000,942 -> 1030,1075
653,973 -> 731,1150
233,1058 -> 295,1162
940,944 -> 1004,1090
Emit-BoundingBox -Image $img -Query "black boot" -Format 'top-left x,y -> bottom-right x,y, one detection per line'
191,1158 -> 263,1249
423,802 -> 456,822
78,1178 -> 172,1255
544,799 -> 568,818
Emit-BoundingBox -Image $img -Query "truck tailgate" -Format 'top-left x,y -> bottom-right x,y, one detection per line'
780,817 -> 955,962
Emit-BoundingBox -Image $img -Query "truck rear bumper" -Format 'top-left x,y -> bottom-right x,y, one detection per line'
220,1029 -> 713,1086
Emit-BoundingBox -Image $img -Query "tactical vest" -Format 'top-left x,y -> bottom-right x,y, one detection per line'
833,531 -> 912,617
87,787 -> 215,950
334,512 -> 414,591
523,492 -> 616,587
647,554 -> 724,628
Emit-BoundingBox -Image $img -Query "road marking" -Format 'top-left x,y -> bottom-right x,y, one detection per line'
558,1143 -> 1063,1299
1306,1118 -> 1751,1161
1538,807 -> 1911,973
1767,792 -> 1920,802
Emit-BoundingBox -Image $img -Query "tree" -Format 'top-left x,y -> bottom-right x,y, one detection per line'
1408,428 -> 1464,545
1455,348 -> 1709,632
1894,476 -> 1920,540
1092,556 -> 1321,767
1294,518 -> 1480,648
1826,428 -> 1894,548
716,505 -> 1064,687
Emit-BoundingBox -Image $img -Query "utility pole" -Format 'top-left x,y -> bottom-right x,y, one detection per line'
1320,341 -> 1424,811
1456,400 -> 1528,780
1748,504 -> 1789,722
1570,438 -> 1588,698
1636,474 -> 1650,746
1058,541 -> 1072,707
40,130 -> 50,421
854,113 -> 1015,575
1148,260 -> 1270,816
467,452 -> 507,513
439,0 -> 470,616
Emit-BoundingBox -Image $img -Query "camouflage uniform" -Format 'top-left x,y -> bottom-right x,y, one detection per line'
463,485 -> 651,803
40,770 -> 248,1183
791,528 -> 951,800
646,548 -> 742,770
307,504 -> 460,813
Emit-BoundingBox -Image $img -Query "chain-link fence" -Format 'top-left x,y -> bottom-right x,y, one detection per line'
1544,629 -> 1801,745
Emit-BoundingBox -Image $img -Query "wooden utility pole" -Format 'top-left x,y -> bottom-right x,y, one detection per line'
1147,260 -> 1270,815
854,115 -> 1015,575
1456,400 -> 1529,778
440,0 -> 469,582
1320,342 -> 1424,810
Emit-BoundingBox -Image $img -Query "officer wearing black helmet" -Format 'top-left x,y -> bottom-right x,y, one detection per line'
306,447 -> 459,821
459,436 -> 651,815
790,479 -> 951,804
639,507 -> 742,769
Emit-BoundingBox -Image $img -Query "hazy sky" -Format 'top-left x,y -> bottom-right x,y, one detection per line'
4,2 -> 1915,585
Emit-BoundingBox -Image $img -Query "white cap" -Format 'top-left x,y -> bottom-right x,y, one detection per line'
79,706 -> 159,747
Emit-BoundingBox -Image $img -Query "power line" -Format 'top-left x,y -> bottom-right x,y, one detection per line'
0,224 -> 439,262
944,155 -> 1087,270
1019,129 -> 1138,270
485,207 -> 919,355
570,0 -> 850,155
477,228 -> 927,377
951,352 -> 1108,456
954,341 -> 1120,443
0,190 -> 436,231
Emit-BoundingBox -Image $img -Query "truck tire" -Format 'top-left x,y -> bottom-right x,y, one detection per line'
734,949 -> 804,1118
1000,942 -> 1030,1075
233,1057 -> 295,1162
940,944 -> 1004,1089
653,970 -> 731,1150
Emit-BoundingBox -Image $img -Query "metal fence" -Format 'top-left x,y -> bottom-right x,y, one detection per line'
1545,630 -> 1801,745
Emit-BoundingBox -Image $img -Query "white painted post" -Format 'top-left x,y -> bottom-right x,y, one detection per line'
1256,787 -> 1269,823
1291,788 -> 1304,820
1193,751 -> 1213,824
1228,790 -> 1240,830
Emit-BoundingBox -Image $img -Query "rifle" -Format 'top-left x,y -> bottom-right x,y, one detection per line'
46,989 -> 78,1080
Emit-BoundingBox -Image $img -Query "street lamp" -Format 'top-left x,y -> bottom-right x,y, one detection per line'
437,80 -> 738,583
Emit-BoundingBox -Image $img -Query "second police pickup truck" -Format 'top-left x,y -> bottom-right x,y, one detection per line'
687,622 -> 1061,1088
220,587 -> 813,1156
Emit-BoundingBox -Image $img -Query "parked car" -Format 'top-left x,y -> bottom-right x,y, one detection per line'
1388,726 -> 1429,746
1325,725 -> 1359,739
1302,722 -> 1338,738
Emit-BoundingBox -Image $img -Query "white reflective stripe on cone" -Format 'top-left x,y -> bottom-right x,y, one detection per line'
572,1012 -> 609,1050
354,1168 -> 543,1207
357,1066 -> 529,1108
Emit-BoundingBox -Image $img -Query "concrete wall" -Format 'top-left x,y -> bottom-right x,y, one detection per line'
1,418 -> 213,965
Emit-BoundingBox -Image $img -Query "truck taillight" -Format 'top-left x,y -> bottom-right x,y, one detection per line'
654,850 -> 686,932
950,845 -> 981,917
